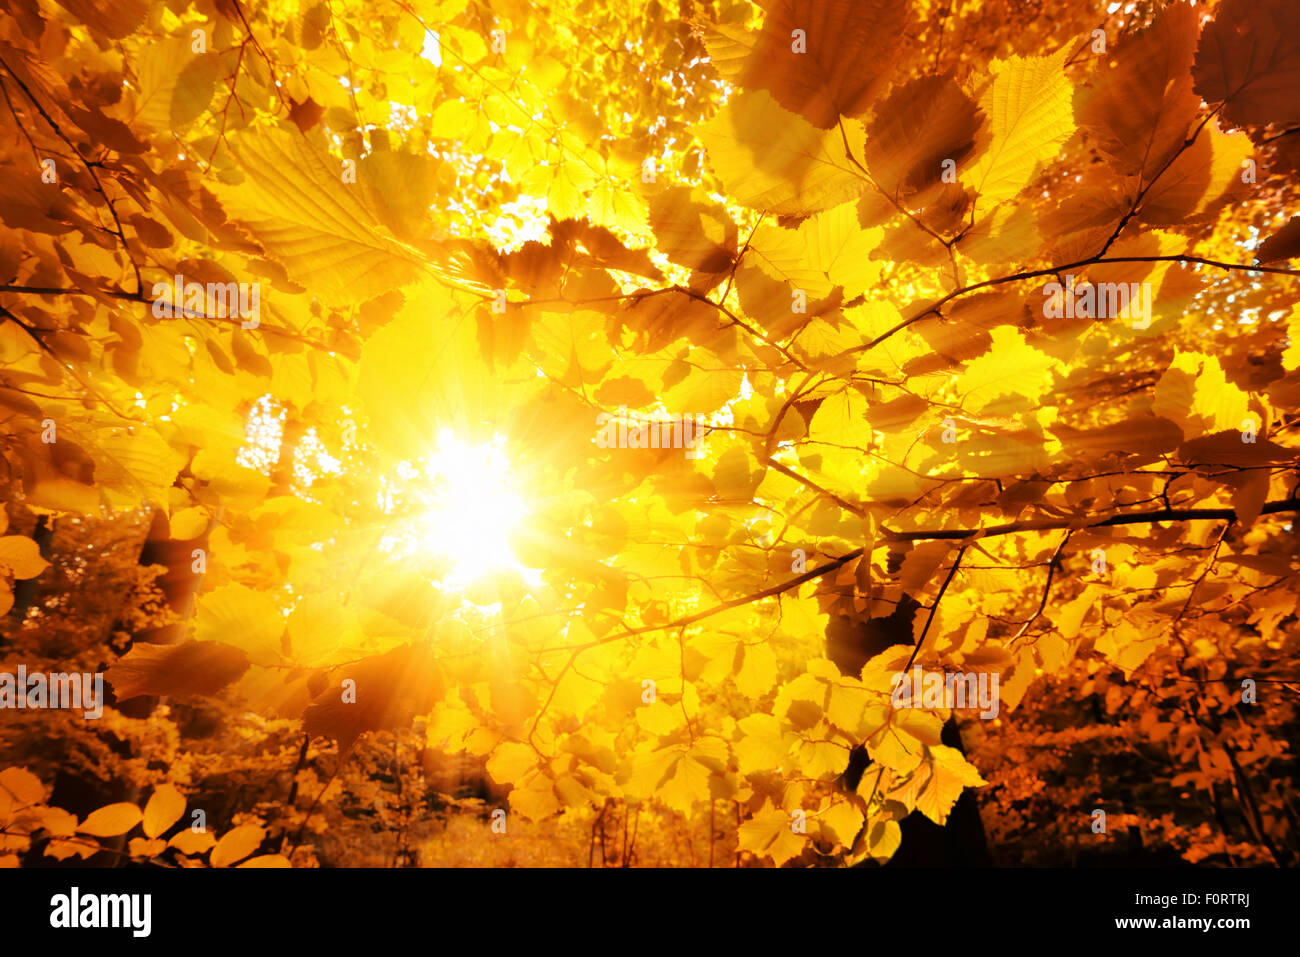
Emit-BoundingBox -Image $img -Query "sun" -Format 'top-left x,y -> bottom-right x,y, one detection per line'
401,429 -> 528,588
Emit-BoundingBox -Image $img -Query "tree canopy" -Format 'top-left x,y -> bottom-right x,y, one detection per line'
1,0 -> 1299,868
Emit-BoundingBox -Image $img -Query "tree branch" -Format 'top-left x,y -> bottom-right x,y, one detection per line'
555,499 -> 1300,657
847,254 -> 1300,357
905,544 -> 968,670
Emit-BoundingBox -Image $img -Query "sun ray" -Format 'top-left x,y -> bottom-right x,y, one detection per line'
380,429 -> 528,590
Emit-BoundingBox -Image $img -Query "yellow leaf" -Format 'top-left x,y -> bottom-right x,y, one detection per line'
735,642 -> 778,699
508,774 -> 561,821
794,736 -> 846,780
915,745 -> 987,825
697,90 -> 864,215
1152,351 -> 1250,439
738,802 -> 806,866
426,701 -> 479,751
865,817 -> 901,860
190,449 -> 271,510
127,36 -> 219,132
802,202 -> 883,298
807,388 -> 871,449
958,328 -> 1057,414
430,99 -> 480,139
216,127 -> 426,303
968,48 -> 1075,209
486,742 -> 538,785
818,798 -> 864,846
635,700 -> 683,736
92,427 -> 186,508
625,744 -> 679,800
827,683 -> 884,738
734,713 -> 789,773
167,507 -> 209,541
285,593 -> 354,668
751,220 -> 835,299
658,754 -> 711,814
34,806 -> 77,837
1057,585 -> 1103,641
358,287 -> 504,458
44,839 -> 98,862
194,583 -> 284,667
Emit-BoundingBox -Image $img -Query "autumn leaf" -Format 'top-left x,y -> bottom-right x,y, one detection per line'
0,534 -> 48,580
193,583 -> 284,667
0,767 -> 45,808
697,90 -> 864,215
301,642 -> 445,753
128,837 -> 166,858
738,802 -> 806,866
914,745 -> 987,826
967,48 -> 1075,210
78,802 -> 142,838
1192,0 -> 1300,127
1257,216 -> 1300,266
864,73 -> 984,205
288,96 -> 325,133
168,829 -> 216,856
5,0 -> 1300,874
214,127 -> 427,302
142,784 -> 187,839
1079,3 -> 1199,180
738,0 -> 910,129
105,641 -> 251,701
210,824 -> 265,867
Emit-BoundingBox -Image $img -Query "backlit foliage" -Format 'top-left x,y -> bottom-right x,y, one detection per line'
1,0 -> 1299,867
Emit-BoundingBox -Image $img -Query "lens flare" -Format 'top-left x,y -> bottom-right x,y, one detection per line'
394,430 -> 527,588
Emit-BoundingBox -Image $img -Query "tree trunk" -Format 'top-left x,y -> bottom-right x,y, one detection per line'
6,513 -> 53,625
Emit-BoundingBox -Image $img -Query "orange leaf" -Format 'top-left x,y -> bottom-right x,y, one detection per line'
211,824 -> 265,867
105,640 -> 249,701
142,783 -> 186,838
168,829 -> 216,856
0,767 -> 45,806
78,802 -> 142,837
